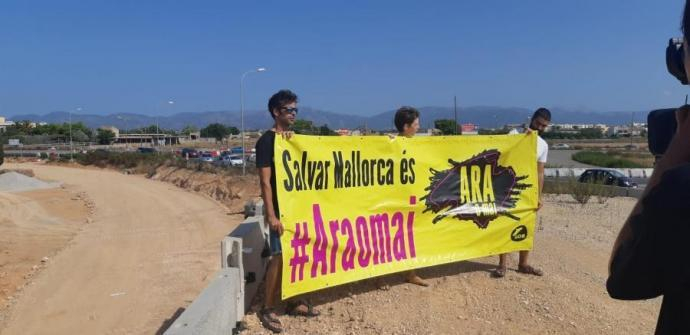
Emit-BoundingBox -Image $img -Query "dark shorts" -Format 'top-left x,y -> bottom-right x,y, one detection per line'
269,229 -> 282,256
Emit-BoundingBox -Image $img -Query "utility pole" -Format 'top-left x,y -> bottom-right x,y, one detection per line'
69,107 -> 81,162
454,96 -> 458,134
69,110 -> 72,161
630,111 -> 634,148
240,67 -> 267,175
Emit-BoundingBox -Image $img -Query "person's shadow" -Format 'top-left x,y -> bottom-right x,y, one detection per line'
154,307 -> 185,335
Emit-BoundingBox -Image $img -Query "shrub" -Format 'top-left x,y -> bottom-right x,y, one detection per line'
543,178 -> 612,205
75,151 -> 176,172
594,183 -> 617,204
569,180 -> 594,205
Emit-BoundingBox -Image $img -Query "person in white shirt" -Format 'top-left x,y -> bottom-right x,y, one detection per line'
493,108 -> 551,278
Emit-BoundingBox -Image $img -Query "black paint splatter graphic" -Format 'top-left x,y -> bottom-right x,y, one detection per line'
420,149 -> 531,229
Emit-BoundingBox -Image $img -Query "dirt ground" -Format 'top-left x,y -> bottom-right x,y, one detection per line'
240,194 -> 661,335
0,161 -> 662,335
0,187 -> 90,314
0,162 -> 252,335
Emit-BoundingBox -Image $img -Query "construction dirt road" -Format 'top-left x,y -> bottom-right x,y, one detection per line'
0,162 -> 249,335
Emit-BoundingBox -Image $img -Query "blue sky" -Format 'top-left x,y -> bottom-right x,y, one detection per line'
0,0 -> 688,117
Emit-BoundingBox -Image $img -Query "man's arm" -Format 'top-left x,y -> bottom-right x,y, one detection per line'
258,166 -> 284,235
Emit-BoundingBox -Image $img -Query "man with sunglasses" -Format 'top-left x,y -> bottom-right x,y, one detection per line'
607,2 -> 690,333
256,89 -> 318,333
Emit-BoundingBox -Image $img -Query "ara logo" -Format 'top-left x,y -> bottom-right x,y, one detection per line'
511,225 -> 528,242
420,149 -> 532,229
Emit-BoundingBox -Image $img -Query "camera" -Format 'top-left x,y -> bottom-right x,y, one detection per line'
648,108 -> 677,159
649,38 -> 689,158
666,38 -> 687,85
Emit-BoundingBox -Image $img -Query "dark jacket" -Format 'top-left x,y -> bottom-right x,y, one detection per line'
607,164 -> 690,334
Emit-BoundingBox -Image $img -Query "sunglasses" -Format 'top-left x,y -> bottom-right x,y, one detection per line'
280,107 -> 299,115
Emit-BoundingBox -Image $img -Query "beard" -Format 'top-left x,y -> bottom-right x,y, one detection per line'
529,122 -> 544,135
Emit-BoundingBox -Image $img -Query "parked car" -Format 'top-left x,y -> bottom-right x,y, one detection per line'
551,143 -> 570,149
137,147 -> 156,154
578,169 -> 638,188
199,152 -> 215,163
217,155 -> 243,166
230,146 -> 244,154
180,148 -> 199,159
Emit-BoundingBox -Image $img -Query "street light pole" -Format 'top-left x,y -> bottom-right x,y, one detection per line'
69,110 -> 72,161
117,115 -> 129,148
240,67 -> 266,175
453,96 -> 458,134
70,107 -> 81,161
154,100 -> 174,148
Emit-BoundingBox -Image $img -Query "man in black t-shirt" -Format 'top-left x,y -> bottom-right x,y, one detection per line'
256,89 -> 319,333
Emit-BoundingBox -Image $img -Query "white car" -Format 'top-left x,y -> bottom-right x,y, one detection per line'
219,155 -> 243,166
551,143 -> 570,149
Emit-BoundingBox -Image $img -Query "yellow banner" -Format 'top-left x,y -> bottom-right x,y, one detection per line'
275,133 -> 538,299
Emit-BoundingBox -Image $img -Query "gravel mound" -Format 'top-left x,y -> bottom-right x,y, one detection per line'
0,172 -> 60,192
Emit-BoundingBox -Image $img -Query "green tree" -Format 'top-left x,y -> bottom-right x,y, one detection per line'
319,124 -> 336,135
72,129 -> 89,142
434,119 -> 458,135
289,120 -> 337,135
0,139 -> 4,167
228,126 -> 240,135
292,119 -> 316,134
181,125 -> 199,135
31,123 -> 61,135
140,125 -> 159,134
138,124 -> 176,135
478,127 -> 510,135
200,123 -> 231,142
30,122 -> 93,138
579,128 -> 603,139
96,129 -> 116,145
2,125 -> 23,137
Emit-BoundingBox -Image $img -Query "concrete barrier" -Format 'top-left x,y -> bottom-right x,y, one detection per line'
164,199 -> 267,335
544,179 -> 644,199
545,168 -> 653,179
221,216 -> 268,316
164,268 -> 241,335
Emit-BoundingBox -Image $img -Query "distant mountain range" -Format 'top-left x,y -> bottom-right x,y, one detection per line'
8,106 -> 652,131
